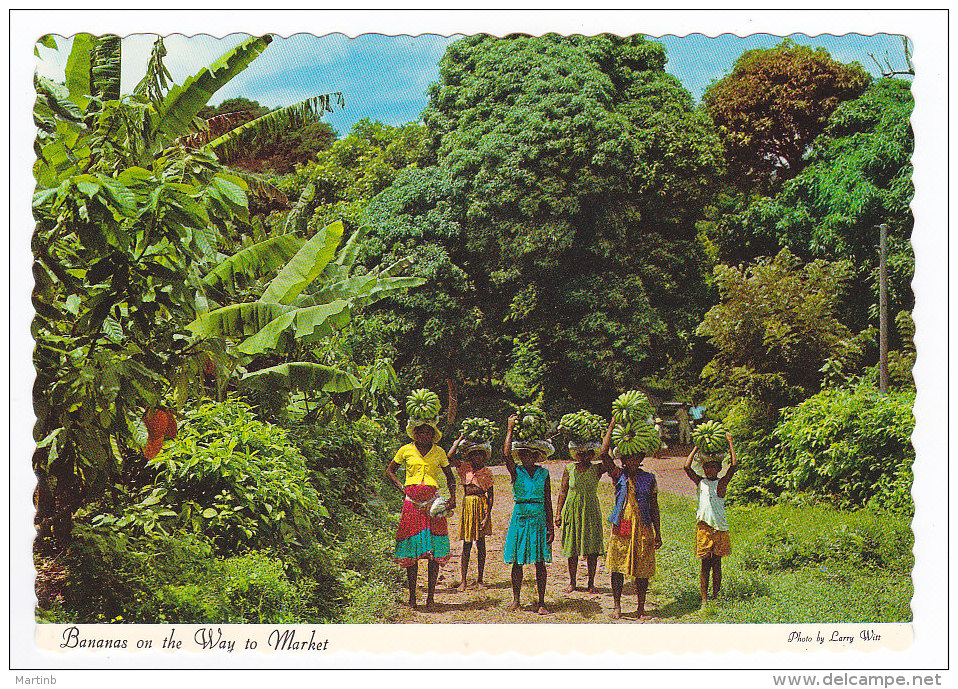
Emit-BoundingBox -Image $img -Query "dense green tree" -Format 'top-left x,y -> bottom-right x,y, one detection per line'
359,34 -> 724,412
733,79 -> 914,337
695,249 -> 857,414
284,119 -> 428,232
703,39 -> 870,194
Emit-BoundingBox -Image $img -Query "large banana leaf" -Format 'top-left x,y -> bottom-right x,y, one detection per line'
204,93 -> 343,161
64,33 -> 96,106
134,36 -> 172,105
152,35 -> 272,141
333,224 -> 368,269
236,299 -> 351,355
34,76 -> 85,124
283,183 -> 316,235
299,273 -> 425,310
260,221 -> 344,305
239,362 -> 359,394
186,301 -> 294,340
201,234 -> 305,296
91,35 -> 121,103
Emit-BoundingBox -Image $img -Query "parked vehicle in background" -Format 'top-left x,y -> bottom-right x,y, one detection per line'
656,401 -> 687,443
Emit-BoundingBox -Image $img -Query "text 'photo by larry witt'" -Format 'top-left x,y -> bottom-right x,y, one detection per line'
32,31 -> 914,625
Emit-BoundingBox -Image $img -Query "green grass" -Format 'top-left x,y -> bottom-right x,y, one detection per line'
594,486 -> 913,623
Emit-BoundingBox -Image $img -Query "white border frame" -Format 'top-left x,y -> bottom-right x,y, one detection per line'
6,8 -> 949,678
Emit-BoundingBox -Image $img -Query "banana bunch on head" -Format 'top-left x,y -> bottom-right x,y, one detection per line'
406,388 -> 441,421
461,417 -> 497,443
610,390 -> 660,458
511,404 -> 554,458
513,405 -> 550,441
611,390 -> 654,425
693,420 -> 729,456
559,409 -> 607,456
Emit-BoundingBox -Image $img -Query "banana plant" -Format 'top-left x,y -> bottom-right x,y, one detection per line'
35,34 -> 343,188
187,219 -> 425,395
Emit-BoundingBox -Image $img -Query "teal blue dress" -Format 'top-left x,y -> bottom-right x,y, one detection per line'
503,466 -> 552,565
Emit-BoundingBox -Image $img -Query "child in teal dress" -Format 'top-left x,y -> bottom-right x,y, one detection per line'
502,414 -> 554,615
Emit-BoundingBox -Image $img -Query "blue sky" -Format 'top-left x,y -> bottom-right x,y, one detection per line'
36,32 -> 911,137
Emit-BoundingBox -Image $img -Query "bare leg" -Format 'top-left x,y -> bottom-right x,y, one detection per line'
700,558 -> 711,605
406,563 -> 418,607
425,559 -> 440,611
476,537 -> 487,587
636,578 -> 650,619
535,562 -> 549,614
611,572 -> 624,618
586,554 -> 599,593
459,541 -> 472,591
508,563 -> 523,610
712,557 -> 722,599
564,557 -> 577,592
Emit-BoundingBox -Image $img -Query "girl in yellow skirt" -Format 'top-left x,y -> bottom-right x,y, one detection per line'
599,419 -> 662,619
448,432 -> 495,591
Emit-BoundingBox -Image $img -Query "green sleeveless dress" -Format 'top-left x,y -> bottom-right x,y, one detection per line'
560,463 -> 605,558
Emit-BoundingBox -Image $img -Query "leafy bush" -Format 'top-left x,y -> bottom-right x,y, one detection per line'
328,512 -> 404,623
132,398 -> 328,554
771,385 -> 914,511
727,384 -> 914,512
37,524 -> 322,623
154,552 -> 313,623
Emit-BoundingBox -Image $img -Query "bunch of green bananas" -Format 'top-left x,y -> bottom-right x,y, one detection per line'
693,419 -> 729,455
558,410 -> 606,444
405,388 -> 441,420
461,417 -> 497,443
513,405 -> 550,441
611,419 -> 661,456
611,390 -> 654,425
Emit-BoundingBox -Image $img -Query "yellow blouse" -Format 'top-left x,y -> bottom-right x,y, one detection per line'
393,442 -> 450,487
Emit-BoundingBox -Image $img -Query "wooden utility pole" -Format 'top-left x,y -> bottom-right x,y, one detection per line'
878,223 -> 889,393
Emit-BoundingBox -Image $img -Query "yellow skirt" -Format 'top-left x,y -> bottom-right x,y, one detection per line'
695,521 -> 731,558
606,521 -> 656,579
459,494 -> 492,541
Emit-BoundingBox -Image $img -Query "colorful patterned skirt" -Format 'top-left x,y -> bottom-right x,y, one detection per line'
394,484 -> 451,567
606,519 -> 656,579
459,493 -> 492,542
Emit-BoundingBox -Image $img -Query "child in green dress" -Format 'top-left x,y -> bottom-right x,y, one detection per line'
555,441 -> 607,593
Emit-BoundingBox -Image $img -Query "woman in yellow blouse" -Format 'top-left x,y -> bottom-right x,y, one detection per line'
386,419 -> 457,611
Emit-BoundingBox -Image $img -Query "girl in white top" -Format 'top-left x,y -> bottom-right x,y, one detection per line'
684,435 -> 738,605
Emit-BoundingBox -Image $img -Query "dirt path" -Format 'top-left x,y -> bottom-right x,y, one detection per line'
400,450 -> 696,624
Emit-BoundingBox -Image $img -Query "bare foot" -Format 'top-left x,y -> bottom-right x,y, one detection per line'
456,582 -> 468,592
473,581 -> 487,590
562,584 -> 577,593
506,600 -> 521,611
586,586 -> 599,594
535,605 -> 550,615
611,606 -> 622,619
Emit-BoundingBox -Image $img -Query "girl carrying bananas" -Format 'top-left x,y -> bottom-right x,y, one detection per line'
448,428 -> 495,591
386,390 -> 457,612
600,417 -> 663,620
502,411 -> 555,615
555,411 -> 607,594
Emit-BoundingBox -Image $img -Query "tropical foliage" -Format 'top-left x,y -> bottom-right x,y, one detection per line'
33,32 -> 915,625
703,39 -> 871,193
